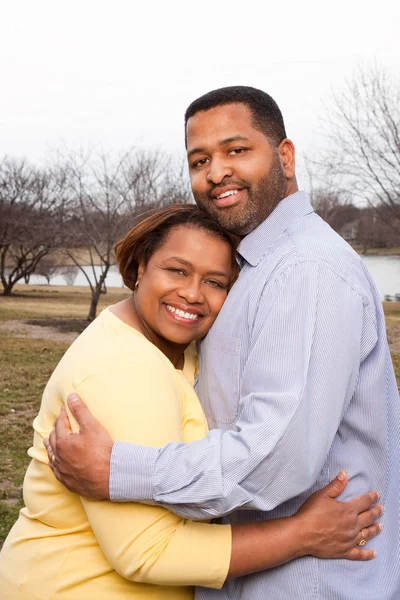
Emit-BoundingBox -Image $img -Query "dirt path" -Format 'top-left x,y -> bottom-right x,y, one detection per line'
1,318 -> 399,354
387,322 -> 400,354
0,320 -> 79,344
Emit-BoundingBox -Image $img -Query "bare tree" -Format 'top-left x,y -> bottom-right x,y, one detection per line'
61,265 -> 79,286
58,148 -> 189,321
36,254 -> 62,284
309,187 -> 359,234
0,158 -> 67,295
308,63 -> 400,237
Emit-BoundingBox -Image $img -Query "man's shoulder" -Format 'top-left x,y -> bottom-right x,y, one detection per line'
276,213 -> 373,297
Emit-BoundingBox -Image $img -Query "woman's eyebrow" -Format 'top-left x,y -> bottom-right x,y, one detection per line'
165,257 -> 229,278
165,257 -> 191,266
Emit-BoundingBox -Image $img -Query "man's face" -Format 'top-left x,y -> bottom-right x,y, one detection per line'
186,103 -> 291,235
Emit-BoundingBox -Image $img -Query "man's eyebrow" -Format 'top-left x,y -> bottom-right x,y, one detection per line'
220,135 -> 250,145
187,147 -> 204,159
187,136 -> 250,159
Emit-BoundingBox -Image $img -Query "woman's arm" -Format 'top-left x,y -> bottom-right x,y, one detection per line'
69,356 -> 232,588
56,354 -> 381,588
228,471 -> 381,578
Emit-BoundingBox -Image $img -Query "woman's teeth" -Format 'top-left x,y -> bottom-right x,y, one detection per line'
166,305 -> 199,320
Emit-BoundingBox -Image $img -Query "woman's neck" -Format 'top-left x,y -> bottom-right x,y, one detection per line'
109,297 -> 187,369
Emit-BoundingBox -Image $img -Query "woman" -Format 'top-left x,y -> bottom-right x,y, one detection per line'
0,205 -> 381,599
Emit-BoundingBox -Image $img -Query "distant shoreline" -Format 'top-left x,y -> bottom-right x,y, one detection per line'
353,246 -> 400,257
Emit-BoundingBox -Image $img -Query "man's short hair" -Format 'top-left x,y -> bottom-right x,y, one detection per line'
184,85 -> 287,147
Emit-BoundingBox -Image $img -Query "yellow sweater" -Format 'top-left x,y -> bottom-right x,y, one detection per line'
0,309 -> 231,599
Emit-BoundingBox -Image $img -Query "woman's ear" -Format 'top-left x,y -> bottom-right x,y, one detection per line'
137,261 -> 145,280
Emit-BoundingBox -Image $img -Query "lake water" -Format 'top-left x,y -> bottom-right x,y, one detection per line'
27,255 -> 400,301
361,255 -> 400,299
29,266 -> 124,289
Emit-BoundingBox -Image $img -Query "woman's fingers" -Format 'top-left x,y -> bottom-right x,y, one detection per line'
345,522 -> 383,560
345,546 -> 377,561
347,490 -> 380,514
357,522 -> 383,545
357,503 -> 384,530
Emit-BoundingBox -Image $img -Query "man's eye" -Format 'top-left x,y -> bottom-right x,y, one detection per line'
192,158 -> 209,168
229,148 -> 246,155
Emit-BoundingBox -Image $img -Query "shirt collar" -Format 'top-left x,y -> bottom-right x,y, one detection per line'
237,191 -> 314,267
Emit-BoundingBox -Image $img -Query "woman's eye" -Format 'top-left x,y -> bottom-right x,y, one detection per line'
167,268 -> 185,275
206,279 -> 226,289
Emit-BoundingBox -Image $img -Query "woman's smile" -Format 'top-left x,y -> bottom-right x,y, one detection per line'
164,303 -> 202,324
132,224 -> 235,364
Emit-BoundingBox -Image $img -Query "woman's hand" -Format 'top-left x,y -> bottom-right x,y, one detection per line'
294,470 -> 383,560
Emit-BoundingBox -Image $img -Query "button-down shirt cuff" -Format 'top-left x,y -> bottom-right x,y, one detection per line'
109,441 -> 158,502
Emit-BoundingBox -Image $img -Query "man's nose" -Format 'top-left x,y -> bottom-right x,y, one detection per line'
206,157 -> 233,184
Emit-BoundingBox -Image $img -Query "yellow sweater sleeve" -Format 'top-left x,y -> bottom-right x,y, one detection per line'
64,341 -> 231,588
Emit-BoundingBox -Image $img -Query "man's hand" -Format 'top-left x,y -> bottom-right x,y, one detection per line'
44,393 -> 113,499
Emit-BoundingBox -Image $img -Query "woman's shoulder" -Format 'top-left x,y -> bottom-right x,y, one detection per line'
52,308 -> 168,383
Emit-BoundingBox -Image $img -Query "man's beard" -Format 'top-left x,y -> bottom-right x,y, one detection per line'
194,153 -> 287,236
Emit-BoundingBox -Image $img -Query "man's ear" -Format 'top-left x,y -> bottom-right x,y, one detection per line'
278,139 -> 296,179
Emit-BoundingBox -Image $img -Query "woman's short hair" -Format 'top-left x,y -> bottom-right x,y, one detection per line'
115,204 -> 239,291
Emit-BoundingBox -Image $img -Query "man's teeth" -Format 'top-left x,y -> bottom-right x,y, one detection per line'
166,305 -> 199,320
217,190 -> 239,199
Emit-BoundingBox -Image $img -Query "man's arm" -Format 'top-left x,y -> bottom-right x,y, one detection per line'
48,262 -> 377,518
107,262 -> 376,518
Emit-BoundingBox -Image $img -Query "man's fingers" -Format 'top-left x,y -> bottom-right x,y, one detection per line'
347,490 -> 380,514
67,393 -> 95,430
358,504 -> 384,530
48,427 -> 57,454
43,438 -> 54,464
50,463 -> 62,483
54,404 -> 73,438
320,470 -> 348,499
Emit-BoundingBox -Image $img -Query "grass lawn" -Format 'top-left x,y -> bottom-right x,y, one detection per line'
0,287 -> 399,547
0,285 -> 129,545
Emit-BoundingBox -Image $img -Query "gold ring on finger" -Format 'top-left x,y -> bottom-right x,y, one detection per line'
358,530 -> 367,546
51,454 -> 56,465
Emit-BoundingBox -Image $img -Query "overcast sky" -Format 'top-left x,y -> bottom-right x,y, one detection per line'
1,0 -> 399,185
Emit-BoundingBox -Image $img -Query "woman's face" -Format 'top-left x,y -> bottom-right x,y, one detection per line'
134,225 -> 234,349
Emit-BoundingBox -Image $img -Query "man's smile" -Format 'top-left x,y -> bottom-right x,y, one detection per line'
211,187 -> 247,208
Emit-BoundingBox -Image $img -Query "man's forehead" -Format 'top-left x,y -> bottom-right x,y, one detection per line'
187,102 -> 252,128
186,103 -> 257,149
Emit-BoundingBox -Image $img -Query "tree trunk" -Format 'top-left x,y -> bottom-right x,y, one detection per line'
87,291 -> 101,322
2,282 -> 15,296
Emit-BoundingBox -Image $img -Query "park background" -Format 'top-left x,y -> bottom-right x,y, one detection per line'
1,0 -> 399,545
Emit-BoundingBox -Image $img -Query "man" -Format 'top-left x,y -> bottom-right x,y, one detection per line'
47,86 -> 399,599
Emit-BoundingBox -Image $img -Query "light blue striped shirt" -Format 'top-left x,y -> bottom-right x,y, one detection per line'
110,191 -> 400,599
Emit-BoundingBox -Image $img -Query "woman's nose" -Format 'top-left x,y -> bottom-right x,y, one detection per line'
177,280 -> 204,303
